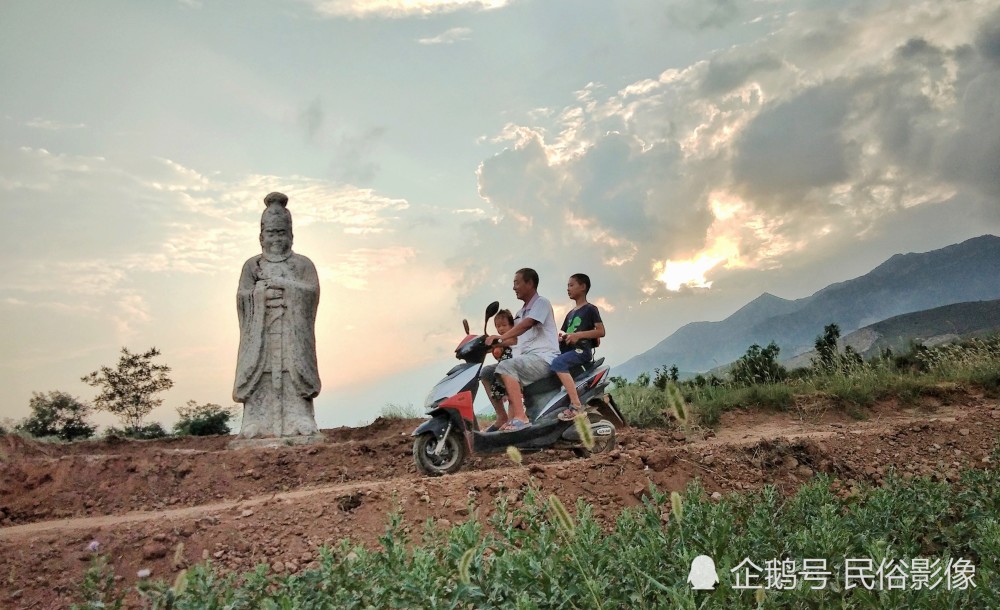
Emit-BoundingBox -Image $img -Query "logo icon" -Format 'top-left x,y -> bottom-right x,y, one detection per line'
688,555 -> 720,590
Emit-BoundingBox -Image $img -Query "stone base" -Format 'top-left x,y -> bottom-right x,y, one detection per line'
227,434 -> 326,450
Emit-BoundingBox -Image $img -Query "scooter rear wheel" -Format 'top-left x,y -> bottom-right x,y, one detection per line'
572,422 -> 617,458
413,431 -> 467,476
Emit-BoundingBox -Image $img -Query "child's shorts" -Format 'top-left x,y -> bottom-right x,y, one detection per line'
550,348 -> 593,373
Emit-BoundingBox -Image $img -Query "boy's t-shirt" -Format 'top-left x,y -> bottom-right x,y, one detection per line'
561,303 -> 602,352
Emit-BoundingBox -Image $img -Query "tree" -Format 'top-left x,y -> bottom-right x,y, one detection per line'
731,342 -> 786,385
19,391 -> 96,441
174,401 -> 235,436
814,324 -> 841,371
653,367 -> 669,390
82,347 -> 174,431
669,365 -> 680,382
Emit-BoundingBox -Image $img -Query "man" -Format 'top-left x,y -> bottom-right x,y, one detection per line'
485,268 -> 560,431
233,192 -> 321,438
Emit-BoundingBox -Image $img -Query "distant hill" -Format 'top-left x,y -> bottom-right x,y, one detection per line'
783,299 -> 1000,369
615,235 -> 1000,379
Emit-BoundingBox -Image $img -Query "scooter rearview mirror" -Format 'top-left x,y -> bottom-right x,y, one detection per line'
484,301 -> 500,333
463,319 -> 470,335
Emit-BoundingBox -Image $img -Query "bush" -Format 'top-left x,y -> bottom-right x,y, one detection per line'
378,403 -> 422,419
173,401 -> 235,436
610,383 -> 669,427
19,391 -> 95,441
104,422 -> 168,441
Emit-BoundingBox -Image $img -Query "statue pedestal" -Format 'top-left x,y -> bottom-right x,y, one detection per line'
227,434 -> 326,450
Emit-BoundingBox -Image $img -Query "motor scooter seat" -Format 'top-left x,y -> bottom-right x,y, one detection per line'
522,357 -> 605,398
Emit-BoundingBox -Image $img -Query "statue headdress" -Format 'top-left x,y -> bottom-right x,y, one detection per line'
261,191 -> 292,230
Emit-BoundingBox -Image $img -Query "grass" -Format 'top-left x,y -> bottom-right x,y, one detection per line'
378,402 -> 423,419
611,335 -> 1000,429
75,449 -> 1000,609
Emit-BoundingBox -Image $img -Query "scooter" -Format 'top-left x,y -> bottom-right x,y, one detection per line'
412,301 -> 626,476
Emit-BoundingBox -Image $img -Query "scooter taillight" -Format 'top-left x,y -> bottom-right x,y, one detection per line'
588,369 -> 607,388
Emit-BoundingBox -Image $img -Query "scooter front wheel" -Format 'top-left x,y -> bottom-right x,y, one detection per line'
413,431 -> 467,476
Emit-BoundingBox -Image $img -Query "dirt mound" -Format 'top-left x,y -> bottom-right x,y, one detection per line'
1,394 -> 998,609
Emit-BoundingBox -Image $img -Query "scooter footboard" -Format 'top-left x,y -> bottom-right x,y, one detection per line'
472,420 -> 567,453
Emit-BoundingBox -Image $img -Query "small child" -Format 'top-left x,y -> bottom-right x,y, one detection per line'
479,309 -> 517,432
490,309 -> 516,400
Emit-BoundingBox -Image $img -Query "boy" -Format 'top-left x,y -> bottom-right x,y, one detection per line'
551,273 -> 605,421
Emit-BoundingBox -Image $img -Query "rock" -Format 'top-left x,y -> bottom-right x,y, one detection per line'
781,456 -> 799,470
528,464 -> 545,474
437,518 -> 451,528
797,466 -> 814,478
345,551 -> 359,561
959,428 -> 970,436
284,561 -> 298,573
454,507 -> 470,517
213,550 -> 225,559
142,543 -> 168,560
136,569 -> 152,579
711,492 -> 723,501
241,509 -> 254,518
702,455 -> 716,466
671,431 -> 687,442
647,452 -> 675,472
632,485 -> 649,500
271,562 -> 285,574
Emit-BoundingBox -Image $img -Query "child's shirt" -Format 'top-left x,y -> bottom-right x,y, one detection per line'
560,303 -> 602,352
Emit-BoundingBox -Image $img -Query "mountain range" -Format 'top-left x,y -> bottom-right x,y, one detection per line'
615,235 -> 1000,379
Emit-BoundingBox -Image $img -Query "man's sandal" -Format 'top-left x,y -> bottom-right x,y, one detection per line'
557,404 -> 587,421
500,418 -> 531,432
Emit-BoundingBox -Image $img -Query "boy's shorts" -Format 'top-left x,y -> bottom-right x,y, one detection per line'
549,348 -> 593,373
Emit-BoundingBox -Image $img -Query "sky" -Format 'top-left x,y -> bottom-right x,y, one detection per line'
2,0 -> 999,430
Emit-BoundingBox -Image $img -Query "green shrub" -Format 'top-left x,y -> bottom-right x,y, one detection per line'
173,401 -> 235,436
610,383 -> 669,427
76,461 -> 1000,609
104,423 -> 168,441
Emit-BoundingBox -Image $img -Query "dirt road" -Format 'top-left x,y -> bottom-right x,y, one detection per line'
2,394 -> 997,609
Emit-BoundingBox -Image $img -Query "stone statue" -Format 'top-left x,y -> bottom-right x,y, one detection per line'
233,192 -> 321,439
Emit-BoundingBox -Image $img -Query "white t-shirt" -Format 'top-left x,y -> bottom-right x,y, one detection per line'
514,293 -> 560,363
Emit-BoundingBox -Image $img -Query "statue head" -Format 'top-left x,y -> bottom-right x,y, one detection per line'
259,192 -> 293,259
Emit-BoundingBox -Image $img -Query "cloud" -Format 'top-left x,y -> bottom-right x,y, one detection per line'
323,246 -> 417,290
666,0 -> 741,31
417,27 -> 472,45
329,126 -> 387,184
298,97 -> 325,142
455,0 -> 1000,308
24,117 -> 86,131
1,144 -> 412,340
300,0 -> 508,19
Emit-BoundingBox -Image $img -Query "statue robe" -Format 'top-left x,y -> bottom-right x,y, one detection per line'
233,252 -> 321,437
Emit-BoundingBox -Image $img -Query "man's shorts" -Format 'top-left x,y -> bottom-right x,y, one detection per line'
550,347 -> 593,373
492,353 -> 554,386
